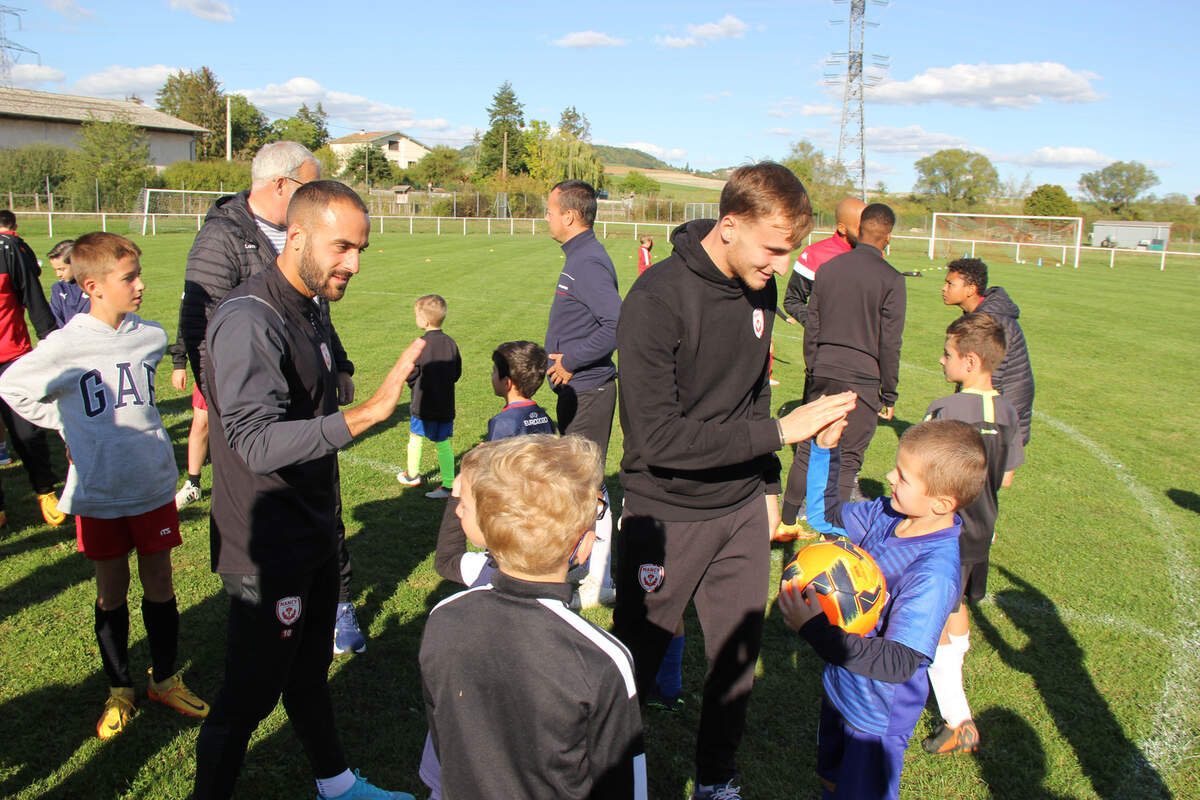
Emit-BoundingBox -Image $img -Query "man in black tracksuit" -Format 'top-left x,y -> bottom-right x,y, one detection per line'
613,163 -> 856,799
194,181 -> 422,800
781,204 -> 906,523
172,142 -> 368,651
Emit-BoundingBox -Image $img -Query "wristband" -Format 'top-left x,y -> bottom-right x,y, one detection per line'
776,418 -> 785,447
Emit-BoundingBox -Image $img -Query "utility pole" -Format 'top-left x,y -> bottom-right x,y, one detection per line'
826,0 -> 889,201
501,130 -> 508,181
225,95 -> 232,161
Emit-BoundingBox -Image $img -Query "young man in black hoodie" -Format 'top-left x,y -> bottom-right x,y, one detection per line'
613,162 -> 856,799
941,258 -> 1035,445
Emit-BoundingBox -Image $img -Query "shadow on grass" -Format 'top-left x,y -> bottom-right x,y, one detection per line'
1165,488 -> 1200,515
971,565 -> 1171,800
0,576 -> 227,799
971,707 -> 1073,800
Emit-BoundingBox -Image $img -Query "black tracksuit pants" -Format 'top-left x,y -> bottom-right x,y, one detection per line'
784,375 -> 881,512
555,378 -> 616,468
613,495 -> 768,785
194,555 -> 346,799
0,359 -> 57,505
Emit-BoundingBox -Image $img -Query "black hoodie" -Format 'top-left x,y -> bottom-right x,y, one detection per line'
975,286 -> 1034,445
616,220 -> 782,521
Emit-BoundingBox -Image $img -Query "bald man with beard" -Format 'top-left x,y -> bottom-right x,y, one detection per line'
782,197 -> 867,327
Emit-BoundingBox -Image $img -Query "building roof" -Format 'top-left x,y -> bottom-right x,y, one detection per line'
1093,220 -> 1173,228
0,87 -> 207,134
328,129 -> 428,149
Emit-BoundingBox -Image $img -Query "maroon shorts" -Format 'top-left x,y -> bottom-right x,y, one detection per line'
75,501 -> 182,561
192,385 -> 207,412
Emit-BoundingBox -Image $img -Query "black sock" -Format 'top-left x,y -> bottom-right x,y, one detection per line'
781,501 -> 801,526
187,473 -> 201,487
142,596 -> 179,684
95,602 -> 132,687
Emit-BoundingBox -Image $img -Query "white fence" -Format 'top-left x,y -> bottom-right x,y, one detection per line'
12,211 -> 1200,271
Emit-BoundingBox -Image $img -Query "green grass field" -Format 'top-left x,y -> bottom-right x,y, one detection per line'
1,221 -> 1198,799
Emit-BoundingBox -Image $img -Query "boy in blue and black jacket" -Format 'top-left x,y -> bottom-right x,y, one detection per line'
779,418 -> 987,800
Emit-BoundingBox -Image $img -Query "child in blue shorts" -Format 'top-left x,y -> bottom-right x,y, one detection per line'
778,418 -> 987,800
397,294 -> 461,499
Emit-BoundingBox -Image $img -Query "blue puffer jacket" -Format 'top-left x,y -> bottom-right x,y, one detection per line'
978,286 -> 1034,445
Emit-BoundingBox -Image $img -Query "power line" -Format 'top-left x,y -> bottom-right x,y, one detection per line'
0,5 -> 38,88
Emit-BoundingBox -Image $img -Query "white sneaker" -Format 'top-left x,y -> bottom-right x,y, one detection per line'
175,481 -> 201,509
396,471 -> 422,486
425,487 -> 451,499
691,779 -> 742,799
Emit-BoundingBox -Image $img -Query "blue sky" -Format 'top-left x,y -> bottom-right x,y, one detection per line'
10,0 -> 1198,197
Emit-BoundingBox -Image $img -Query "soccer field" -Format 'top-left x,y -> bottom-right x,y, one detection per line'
0,225 -> 1197,799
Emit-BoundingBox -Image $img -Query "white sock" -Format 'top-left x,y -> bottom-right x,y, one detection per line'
316,769 -> 355,798
589,503 -> 614,589
928,642 -> 972,728
949,631 -> 970,655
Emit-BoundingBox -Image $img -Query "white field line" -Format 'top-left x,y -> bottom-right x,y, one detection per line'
1032,410 -> 1198,781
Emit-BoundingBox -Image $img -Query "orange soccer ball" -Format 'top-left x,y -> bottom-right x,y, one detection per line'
782,539 -> 888,635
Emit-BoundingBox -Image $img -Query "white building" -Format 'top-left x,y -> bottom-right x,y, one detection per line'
1090,220 -> 1172,250
328,130 -> 430,172
0,87 -> 206,169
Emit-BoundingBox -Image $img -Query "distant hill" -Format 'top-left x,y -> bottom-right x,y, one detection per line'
593,145 -> 670,170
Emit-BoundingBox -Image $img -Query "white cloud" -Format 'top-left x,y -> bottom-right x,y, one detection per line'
767,98 -> 838,119
11,63 -> 67,89
620,141 -> 687,162
701,90 -> 733,101
801,104 -> 838,117
865,160 -> 900,176
1000,146 -> 1112,169
657,35 -> 700,48
73,64 -> 178,97
866,125 -> 971,155
553,30 -> 628,48
168,0 -> 232,23
46,0 -> 95,19
688,14 -> 748,40
236,77 -> 418,131
764,127 -> 795,136
868,62 -> 1101,109
658,14 -> 748,48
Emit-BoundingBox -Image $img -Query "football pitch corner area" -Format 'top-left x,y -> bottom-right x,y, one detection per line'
0,229 -> 1197,799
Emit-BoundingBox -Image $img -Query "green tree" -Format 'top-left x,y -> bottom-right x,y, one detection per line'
523,120 -> 605,190
478,82 -> 526,177
1023,184 -> 1078,217
1079,161 -> 1159,216
558,106 -> 590,141
913,148 -> 999,209
160,159 -> 251,192
781,139 -> 851,214
413,146 -> 465,188
339,144 -> 396,187
268,103 -> 330,152
617,170 -> 660,196
156,67 -> 225,160
0,143 -> 73,195
228,94 -> 270,158
63,114 -> 154,212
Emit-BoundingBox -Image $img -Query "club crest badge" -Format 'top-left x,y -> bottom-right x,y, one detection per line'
320,342 -> 332,372
638,564 -> 665,593
752,308 -> 764,339
276,596 -> 301,626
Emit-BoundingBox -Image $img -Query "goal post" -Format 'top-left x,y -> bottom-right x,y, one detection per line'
133,188 -> 227,235
928,212 -> 1083,269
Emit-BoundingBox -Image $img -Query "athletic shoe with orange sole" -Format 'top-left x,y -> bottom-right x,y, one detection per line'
147,669 -> 210,718
96,686 -> 136,739
922,720 -> 979,754
37,492 -> 66,526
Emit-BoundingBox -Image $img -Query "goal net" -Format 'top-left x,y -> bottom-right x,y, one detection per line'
131,188 -> 227,235
928,212 -> 1083,269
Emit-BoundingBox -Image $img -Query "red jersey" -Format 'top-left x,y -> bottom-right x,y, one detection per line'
792,234 -> 852,281
637,246 -> 652,275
